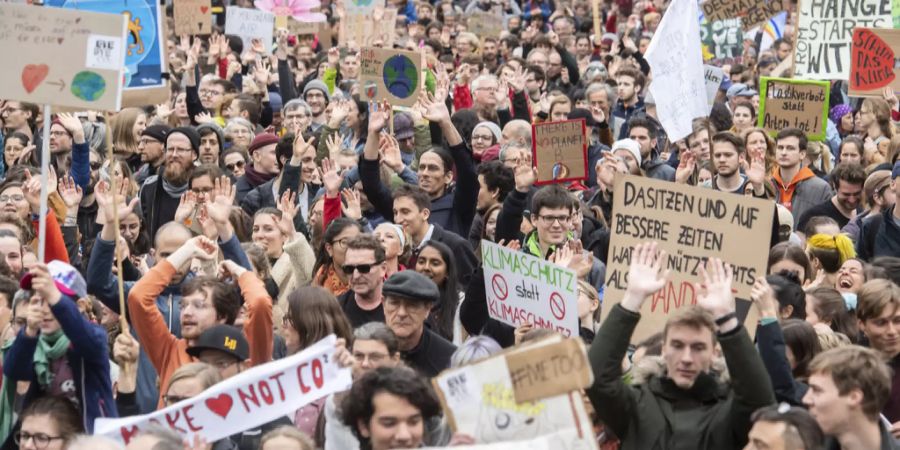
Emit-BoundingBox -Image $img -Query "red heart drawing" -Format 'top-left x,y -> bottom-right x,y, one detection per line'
21,64 -> 49,94
850,28 -> 896,91
204,394 -> 233,419
200,5 -> 209,13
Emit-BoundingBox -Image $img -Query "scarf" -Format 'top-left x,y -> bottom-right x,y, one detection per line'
162,177 -> 189,198
34,330 -> 71,387
315,265 -> 349,297
244,164 -> 277,188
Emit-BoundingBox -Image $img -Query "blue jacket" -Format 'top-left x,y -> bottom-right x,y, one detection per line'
3,295 -> 117,433
86,234 -> 252,413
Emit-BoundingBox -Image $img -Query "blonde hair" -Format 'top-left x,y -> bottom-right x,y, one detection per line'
166,362 -> 222,394
806,141 -> 832,173
260,425 -> 315,450
856,279 -> 900,322
577,279 -> 602,325
110,107 -> 145,156
807,233 -> 855,272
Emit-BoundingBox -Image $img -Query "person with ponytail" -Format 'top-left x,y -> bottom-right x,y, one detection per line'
806,233 -> 856,289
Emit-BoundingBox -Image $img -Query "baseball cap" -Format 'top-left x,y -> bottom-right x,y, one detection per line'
726,83 -> 757,99
20,260 -> 88,299
611,138 -> 642,165
186,324 -> 249,361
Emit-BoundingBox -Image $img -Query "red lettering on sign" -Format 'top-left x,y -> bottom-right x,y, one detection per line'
183,405 -> 202,432
268,372 -> 287,401
238,384 -> 260,412
298,358 -> 325,394
120,425 -> 141,444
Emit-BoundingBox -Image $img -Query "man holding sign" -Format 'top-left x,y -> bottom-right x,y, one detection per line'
587,242 -> 775,449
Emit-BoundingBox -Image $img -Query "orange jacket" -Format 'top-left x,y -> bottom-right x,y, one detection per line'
127,260 -> 273,407
771,166 -> 817,211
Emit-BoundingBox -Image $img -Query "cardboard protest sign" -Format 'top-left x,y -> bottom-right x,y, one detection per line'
343,0 -> 385,14
700,0 -> 783,30
359,46 -> 422,107
174,0 -> 212,35
700,16 -> 743,64
704,65 -> 725,110
849,28 -> 900,98
422,432 -> 590,450
467,10 -> 505,38
758,77 -> 829,141
288,17 -> 325,35
433,336 -> 596,448
646,0 -> 708,141
95,336 -> 351,444
0,3 -> 125,111
45,0 -> 168,107
794,0 -> 892,80
505,338 -> 593,403
226,7 -> 275,52
480,241 -> 580,337
601,175 -> 773,343
339,9 -> 397,48
531,119 -> 587,185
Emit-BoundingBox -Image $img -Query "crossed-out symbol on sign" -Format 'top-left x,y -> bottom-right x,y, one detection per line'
491,274 -> 508,300
549,292 -> 566,320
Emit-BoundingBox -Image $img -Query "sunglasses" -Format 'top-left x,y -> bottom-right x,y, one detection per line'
341,262 -> 382,275
226,161 -> 246,171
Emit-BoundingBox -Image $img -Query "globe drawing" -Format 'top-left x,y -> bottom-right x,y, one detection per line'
383,55 -> 418,99
71,71 -> 107,102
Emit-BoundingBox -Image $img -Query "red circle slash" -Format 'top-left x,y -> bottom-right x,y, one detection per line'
549,292 -> 566,320
491,274 -> 508,300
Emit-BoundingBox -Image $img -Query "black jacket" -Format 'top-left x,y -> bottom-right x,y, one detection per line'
416,224 -> 478,289
240,163 -> 313,239
401,327 -> 457,377
857,205 -> 900,261
139,170 -> 184,243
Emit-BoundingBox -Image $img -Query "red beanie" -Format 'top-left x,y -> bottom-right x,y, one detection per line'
248,133 -> 279,154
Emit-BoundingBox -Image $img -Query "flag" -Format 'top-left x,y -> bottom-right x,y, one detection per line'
745,12 -> 787,52
645,0 -> 707,141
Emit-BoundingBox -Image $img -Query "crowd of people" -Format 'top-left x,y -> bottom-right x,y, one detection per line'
0,0 -> 899,449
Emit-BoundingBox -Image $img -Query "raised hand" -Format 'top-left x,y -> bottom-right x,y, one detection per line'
58,175 -> 84,209
56,113 -> 85,141
341,188 -> 362,220
621,242 -> 670,311
379,134 -> 404,173
329,99 -> 352,126
420,92 -> 451,124
174,191 -> 199,223
187,235 -> 218,261
205,176 -> 235,224
675,149 -> 696,184
507,65 -> 527,94
22,170 -> 43,214
367,101 -> 390,134
320,157 -> 344,196
95,179 -> 138,225
253,59 -> 272,86
750,277 -> 778,318
113,332 -> 140,365
29,263 -> 63,305
513,162 -> 537,193
194,111 -> 214,125
325,132 -> 343,159
746,147 -> 767,189
219,259 -> 249,280
590,104 -> 606,124
275,189 -> 298,238
695,257 -> 735,319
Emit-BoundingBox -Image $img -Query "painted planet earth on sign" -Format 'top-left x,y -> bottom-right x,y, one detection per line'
71,71 -> 107,102
383,54 -> 418,99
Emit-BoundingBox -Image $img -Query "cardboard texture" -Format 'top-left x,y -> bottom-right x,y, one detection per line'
758,77 -> 829,141
226,6 -> 275,52
480,241 -> 580,338
339,9 -> 397,48
505,338 -> 593,404
432,336 -> 597,449
0,3 -> 125,111
288,17 -> 325,35
700,0 -> 784,30
601,175 -> 773,343
849,28 -> 899,98
531,119 -> 587,185
794,0 -> 891,80
359,46 -> 422,107
343,0 -> 385,14
467,10 -> 504,39
174,0 -> 212,36
700,16 -> 743,64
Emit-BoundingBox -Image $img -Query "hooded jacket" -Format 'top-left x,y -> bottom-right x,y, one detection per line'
587,304 -> 775,450
857,205 -> 900,261
771,167 -> 833,227
197,123 -> 226,159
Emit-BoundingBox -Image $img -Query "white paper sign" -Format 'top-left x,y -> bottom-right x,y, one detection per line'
94,336 -> 351,444
704,65 -> 724,110
794,0 -> 891,80
645,0 -> 708,141
480,240 -> 579,337
225,6 -> 275,52
86,35 -> 124,71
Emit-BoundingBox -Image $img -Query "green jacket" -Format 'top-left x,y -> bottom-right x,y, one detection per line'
587,304 -> 775,450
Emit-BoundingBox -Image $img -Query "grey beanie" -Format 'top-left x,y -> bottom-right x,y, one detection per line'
383,271 -> 440,305
197,123 -> 225,155
474,121 -> 502,142
303,80 -> 331,102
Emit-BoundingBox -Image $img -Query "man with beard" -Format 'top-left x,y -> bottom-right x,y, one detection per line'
47,114 -> 91,183
303,80 -> 331,132
196,123 -> 225,167
797,163 -> 866,234
628,117 -> 674,182
338,235 -> 387,328
701,132 -> 768,196
135,125 -> 170,186
139,127 -> 199,243
612,67 -> 646,139
236,133 -> 281,203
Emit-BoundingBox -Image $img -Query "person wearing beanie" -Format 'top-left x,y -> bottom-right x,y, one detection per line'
857,162 -> 900,261
383,271 -> 457,377
236,132 -> 281,203
139,127 -> 199,242
303,79 -> 331,132
135,124 -> 171,185
197,122 -> 225,166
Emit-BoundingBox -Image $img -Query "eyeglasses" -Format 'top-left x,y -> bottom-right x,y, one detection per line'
226,161 -> 246,171
15,432 -> 64,449
341,262 -> 383,275
472,135 -> 494,142
0,194 -> 25,203
199,89 -> 224,97
163,395 -> 191,406
49,131 -> 70,138
139,137 -> 161,146
167,147 -> 193,155
537,214 -> 572,225
331,237 -> 352,249
284,114 -> 309,122
353,351 -> 389,363
202,358 -> 240,371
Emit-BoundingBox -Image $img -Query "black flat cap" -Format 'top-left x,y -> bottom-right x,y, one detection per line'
383,270 -> 440,305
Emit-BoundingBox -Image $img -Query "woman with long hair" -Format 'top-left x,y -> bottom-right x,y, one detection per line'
805,286 -> 858,343
742,127 -> 776,173
110,107 -> 147,169
859,98 -> 894,165
312,217 -> 364,296
415,241 -> 462,343
316,95 -> 368,158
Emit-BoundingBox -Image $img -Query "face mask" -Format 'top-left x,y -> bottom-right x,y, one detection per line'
842,292 -> 857,311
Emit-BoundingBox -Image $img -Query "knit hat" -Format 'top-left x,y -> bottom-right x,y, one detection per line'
383,270 -> 440,305
829,104 -> 853,124
474,121 -> 501,142
167,126 -> 200,152
141,124 -> 171,143
612,138 -> 642,165
393,112 -> 415,140
303,80 -> 331,102
249,133 -> 279,154
186,325 -> 249,361
20,260 -> 88,299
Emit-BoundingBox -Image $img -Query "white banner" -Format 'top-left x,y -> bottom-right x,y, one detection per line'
645,0 -> 708,141
704,65 -> 724,110
480,240 -> 579,337
225,7 -> 275,52
94,336 -> 352,444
